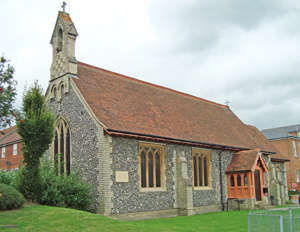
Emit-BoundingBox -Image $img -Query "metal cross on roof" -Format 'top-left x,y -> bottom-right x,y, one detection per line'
61,1 -> 67,13
225,100 -> 230,106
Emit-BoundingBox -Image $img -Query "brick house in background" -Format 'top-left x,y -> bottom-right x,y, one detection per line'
262,124 -> 300,191
44,9 -> 289,220
0,126 -> 23,171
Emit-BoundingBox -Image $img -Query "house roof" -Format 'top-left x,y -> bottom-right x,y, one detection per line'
0,126 -> 21,147
225,149 -> 269,173
247,126 -> 289,162
69,62 -> 279,154
262,124 -> 300,134
262,124 -> 300,141
261,129 -> 290,140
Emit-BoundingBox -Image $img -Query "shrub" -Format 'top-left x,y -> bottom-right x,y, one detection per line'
0,170 -> 12,185
288,190 -> 300,196
0,169 -> 22,190
286,200 -> 294,204
38,157 -> 93,211
0,158 -> 93,211
0,183 -> 25,210
58,174 -> 93,211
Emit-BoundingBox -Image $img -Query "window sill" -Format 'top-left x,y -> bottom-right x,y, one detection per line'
140,187 -> 166,193
193,186 -> 212,191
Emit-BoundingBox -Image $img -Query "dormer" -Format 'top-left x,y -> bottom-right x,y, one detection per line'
50,10 -> 78,80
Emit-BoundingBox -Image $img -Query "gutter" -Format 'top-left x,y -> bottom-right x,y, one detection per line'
104,128 -> 276,155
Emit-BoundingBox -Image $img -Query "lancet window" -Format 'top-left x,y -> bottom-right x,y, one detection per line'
53,117 -> 71,175
139,143 -> 165,190
192,149 -> 211,188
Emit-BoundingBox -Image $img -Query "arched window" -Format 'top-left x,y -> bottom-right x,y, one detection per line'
61,84 -> 64,97
237,174 -> 241,186
192,149 -> 211,188
53,117 -> 71,175
230,175 -> 235,187
139,143 -> 165,190
56,28 -> 63,52
244,174 -> 249,186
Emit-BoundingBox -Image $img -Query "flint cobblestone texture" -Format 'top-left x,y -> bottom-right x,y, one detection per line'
110,139 -> 233,215
47,83 -> 102,212
191,150 -> 233,207
110,137 -> 174,214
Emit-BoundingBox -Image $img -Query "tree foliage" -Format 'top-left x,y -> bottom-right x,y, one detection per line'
0,55 -> 17,131
17,81 -> 55,200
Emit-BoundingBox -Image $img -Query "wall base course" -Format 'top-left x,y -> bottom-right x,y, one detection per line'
109,205 -> 223,221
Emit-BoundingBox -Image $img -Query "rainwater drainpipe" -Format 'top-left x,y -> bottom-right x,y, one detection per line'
219,150 -> 225,211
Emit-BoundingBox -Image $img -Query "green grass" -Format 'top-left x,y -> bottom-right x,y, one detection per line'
0,204 -> 250,232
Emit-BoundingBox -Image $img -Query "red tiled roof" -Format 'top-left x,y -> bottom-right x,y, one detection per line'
70,62 -> 278,153
0,126 -> 21,146
226,149 -> 269,173
0,126 -> 16,140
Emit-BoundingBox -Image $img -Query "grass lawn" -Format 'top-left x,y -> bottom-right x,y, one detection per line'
0,204 -> 249,232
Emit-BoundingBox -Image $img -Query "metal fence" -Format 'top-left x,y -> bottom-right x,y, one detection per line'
248,206 -> 300,232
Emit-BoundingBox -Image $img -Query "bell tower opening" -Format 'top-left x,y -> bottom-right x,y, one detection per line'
56,28 -> 63,52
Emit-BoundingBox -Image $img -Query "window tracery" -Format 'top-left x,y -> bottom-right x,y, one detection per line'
192,149 -> 211,188
53,117 -> 71,175
139,143 -> 165,190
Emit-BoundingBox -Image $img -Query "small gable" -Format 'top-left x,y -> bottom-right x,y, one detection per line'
226,149 -> 269,173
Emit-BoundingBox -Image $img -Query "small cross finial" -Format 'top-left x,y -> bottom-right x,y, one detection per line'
61,1 -> 67,13
225,100 -> 230,106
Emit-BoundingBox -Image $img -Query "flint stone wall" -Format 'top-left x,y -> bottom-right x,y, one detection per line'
110,138 -> 233,214
190,150 -> 233,207
47,83 -> 101,211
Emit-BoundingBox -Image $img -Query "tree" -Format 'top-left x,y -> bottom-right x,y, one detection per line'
17,81 -> 55,200
0,55 -> 17,131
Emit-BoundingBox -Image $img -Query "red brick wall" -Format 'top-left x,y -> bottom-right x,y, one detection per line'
270,138 -> 300,191
0,142 -> 23,171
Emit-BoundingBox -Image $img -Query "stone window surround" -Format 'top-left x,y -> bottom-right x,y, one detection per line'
138,142 -> 166,192
192,148 -> 212,190
53,116 -> 71,175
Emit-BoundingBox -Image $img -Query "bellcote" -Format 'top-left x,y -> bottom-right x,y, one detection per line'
50,11 -> 78,80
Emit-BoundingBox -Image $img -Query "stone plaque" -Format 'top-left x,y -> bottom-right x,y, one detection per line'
116,171 -> 129,182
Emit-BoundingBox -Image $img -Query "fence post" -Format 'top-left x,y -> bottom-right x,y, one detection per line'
280,215 -> 284,232
289,208 -> 293,232
248,214 -> 251,232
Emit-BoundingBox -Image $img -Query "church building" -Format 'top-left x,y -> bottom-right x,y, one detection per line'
45,8 -> 289,220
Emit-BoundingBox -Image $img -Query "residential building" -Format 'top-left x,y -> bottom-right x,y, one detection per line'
0,126 -> 22,171
262,124 -> 300,191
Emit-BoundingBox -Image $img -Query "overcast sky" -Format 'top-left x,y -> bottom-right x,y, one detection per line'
1,0 -> 300,130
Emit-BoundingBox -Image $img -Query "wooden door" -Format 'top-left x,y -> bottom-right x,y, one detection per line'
254,170 -> 262,201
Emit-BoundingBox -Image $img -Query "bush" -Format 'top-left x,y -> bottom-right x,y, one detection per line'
286,200 -> 294,204
0,169 -> 22,190
288,190 -> 300,196
37,157 -> 93,211
0,183 -> 25,210
0,158 -> 94,211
